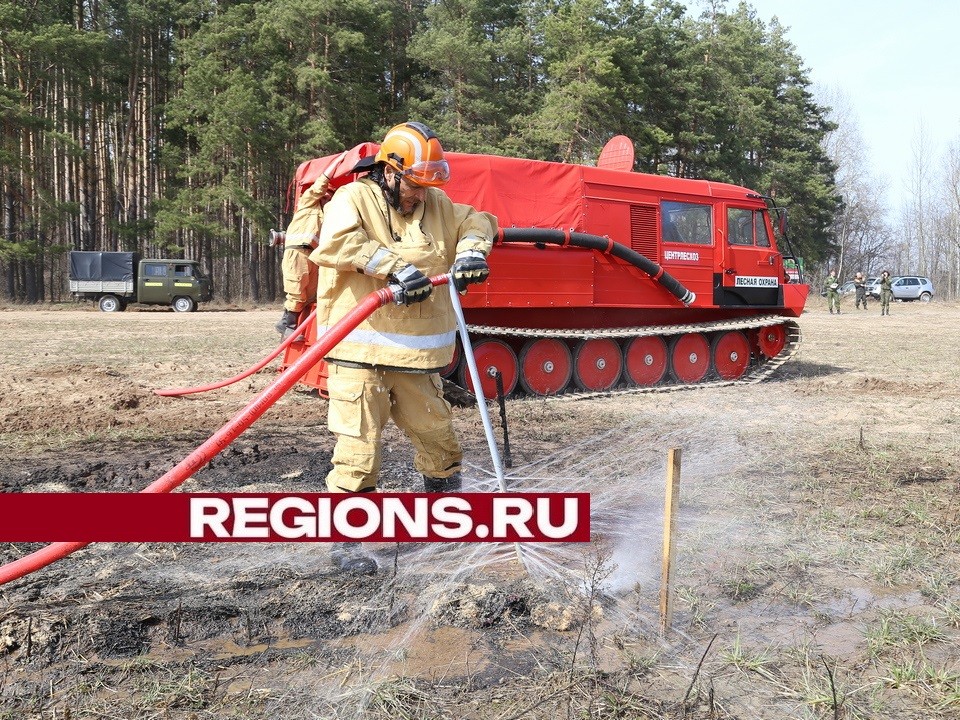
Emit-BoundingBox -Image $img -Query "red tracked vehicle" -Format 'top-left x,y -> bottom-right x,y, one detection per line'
282,143 -> 808,398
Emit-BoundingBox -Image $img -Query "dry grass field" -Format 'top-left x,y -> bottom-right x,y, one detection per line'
1,296 -> 958,719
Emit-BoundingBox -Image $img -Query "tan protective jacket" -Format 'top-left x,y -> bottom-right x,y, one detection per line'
309,177 -> 496,369
284,175 -> 330,249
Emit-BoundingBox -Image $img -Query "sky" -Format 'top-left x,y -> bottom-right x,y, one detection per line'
734,0 -> 960,211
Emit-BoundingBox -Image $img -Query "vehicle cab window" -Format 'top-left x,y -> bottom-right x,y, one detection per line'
754,211 -> 771,247
174,265 -> 193,277
727,207 -> 771,247
144,263 -> 167,277
661,200 -> 712,245
727,208 -> 753,245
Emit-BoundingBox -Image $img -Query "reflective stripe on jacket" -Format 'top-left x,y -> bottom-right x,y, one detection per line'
310,177 -> 496,369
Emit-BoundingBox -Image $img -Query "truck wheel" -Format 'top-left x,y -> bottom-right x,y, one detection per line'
98,295 -> 122,312
172,296 -> 196,313
919,292 -> 932,303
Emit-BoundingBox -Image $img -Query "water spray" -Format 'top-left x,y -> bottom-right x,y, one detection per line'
448,280 -> 527,568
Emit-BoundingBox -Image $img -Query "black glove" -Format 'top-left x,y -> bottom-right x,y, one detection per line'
451,250 -> 490,292
389,263 -> 432,305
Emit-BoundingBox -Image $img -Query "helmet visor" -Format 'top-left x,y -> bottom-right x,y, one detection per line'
403,159 -> 450,187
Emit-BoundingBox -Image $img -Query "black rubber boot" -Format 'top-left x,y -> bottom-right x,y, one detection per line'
330,542 -> 377,574
275,310 -> 299,338
422,472 -> 462,492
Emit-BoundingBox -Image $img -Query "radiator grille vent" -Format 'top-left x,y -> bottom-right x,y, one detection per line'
629,204 -> 659,260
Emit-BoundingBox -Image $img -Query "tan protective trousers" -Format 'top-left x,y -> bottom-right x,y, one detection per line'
281,246 -> 318,313
325,363 -> 462,492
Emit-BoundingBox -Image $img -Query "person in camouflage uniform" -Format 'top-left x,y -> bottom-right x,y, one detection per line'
824,269 -> 841,314
879,270 -> 893,315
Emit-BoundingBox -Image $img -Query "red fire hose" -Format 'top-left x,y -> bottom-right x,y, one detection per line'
154,310 -> 317,397
0,276 -> 449,587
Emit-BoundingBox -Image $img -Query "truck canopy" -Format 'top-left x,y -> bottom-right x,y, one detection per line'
69,252 -> 137,282
442,152 -> 763,231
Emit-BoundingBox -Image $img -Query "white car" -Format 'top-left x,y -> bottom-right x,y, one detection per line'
890,276 -> 934,302
868,276 -> 934,302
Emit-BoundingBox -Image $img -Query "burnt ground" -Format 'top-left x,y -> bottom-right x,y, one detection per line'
1,301 -> 959,719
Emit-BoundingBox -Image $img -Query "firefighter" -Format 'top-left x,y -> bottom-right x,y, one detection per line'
309,122 -> 496,572
273,172 -> 331,339
854,272 -> 868,310
879,270 -> 893,315
824,269 -> 840,314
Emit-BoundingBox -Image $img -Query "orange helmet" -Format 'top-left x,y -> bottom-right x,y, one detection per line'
375,122 -> 450,187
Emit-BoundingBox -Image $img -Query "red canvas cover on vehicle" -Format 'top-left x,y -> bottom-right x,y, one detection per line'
288,142 -> 380,211
444,153 -> 586,230
289,150 -> 591,229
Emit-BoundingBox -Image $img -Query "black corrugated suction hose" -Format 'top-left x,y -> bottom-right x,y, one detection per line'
498,228 -> 695,306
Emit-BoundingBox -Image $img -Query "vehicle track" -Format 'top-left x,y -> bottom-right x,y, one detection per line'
445,315 -> 802,399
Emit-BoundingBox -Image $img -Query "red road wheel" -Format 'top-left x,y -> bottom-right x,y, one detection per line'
711,331 -> 751,380
623,335 -> 668,386
756,324 -> 787,359
440,338 -> 461,378
668,333 -> 711,383
572,338 -> 622,391
459,339 -> 518,398
519,338 -> 573,396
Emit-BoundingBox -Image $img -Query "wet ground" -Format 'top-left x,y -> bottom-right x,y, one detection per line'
1,303 -> 959,718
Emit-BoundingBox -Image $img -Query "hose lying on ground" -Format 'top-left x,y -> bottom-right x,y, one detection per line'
154,310 -> 317,397
0,277 -> 449,587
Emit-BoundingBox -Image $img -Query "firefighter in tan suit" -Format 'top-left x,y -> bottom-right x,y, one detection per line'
274,173 -> 331,338
311,122 -> 495,505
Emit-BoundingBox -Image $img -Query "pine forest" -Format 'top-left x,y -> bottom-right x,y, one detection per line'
1,0 -> 843,303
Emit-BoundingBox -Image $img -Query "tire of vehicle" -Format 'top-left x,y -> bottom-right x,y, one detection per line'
623,335 -> 668,387
172,296 -> 196,313
711,330 -> 751,381
519,338 -> 573,396
98,295 -> 122,312
458,339 -> 518,398
755,324 -> 788,359
668,333 -> 711,384
919,292 -> 932,303
572,338 -> 622,392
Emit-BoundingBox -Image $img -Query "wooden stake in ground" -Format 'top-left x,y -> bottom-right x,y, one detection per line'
660,447 -> 681,636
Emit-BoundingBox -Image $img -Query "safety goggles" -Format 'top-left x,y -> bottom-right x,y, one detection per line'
402,159 -> 450,187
